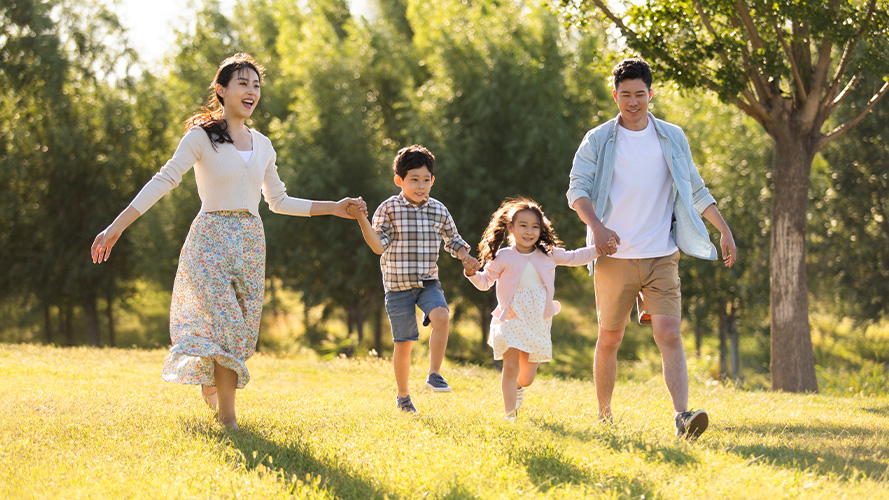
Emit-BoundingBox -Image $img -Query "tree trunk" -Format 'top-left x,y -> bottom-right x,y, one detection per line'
730,314 -> 740,381
694,318 -> 703,358
355,296 -> 365,343
106,291 -> 116,348
63,300 -> 74,346
769,132 -> 818,392
478,300 -> 492,351
43,302 -> 54,344
85,297 -> 100,347
373,304 -> 383,356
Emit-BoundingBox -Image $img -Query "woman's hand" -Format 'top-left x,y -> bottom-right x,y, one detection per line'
90,206 -> 140,263
91,226 -> 123,264
332,197 -> 368,219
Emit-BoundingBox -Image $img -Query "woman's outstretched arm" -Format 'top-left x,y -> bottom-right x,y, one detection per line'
91,205 -> 141,263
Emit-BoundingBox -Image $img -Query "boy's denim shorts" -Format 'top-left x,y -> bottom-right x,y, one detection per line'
384,280 -> 449,343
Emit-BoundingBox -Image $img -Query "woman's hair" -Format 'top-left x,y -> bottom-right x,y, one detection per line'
184,53 -> 265,150
477,197 -> 562,266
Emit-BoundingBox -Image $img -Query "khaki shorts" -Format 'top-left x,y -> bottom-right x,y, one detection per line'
593,251 -> 681,330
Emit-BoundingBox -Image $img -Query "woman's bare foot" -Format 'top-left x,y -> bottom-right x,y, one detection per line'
219,416 -> 239,431
201,385 -> 218,410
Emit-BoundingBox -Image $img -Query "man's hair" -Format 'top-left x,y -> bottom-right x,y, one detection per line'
612,58 -> 653,90
393,144 -> 435,179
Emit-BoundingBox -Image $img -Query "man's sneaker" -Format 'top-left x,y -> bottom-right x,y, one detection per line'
675,409 -> 708,439
425,373 -> 451,392
396,395 -> 417,413
515,387 -> 525,410
504,409 -> 517,423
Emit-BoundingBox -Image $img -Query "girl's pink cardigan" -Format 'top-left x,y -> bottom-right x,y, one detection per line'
466,245 -> 595,321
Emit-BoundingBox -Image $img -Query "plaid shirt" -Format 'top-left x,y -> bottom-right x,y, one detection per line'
372,193 -> 469,292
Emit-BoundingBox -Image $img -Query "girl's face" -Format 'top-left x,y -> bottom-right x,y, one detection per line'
217,68 -> 261,121
508,209 -> 541,254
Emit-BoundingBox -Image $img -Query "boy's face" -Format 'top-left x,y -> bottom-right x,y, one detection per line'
395,165 -> 434,205
612,77 -> 652,131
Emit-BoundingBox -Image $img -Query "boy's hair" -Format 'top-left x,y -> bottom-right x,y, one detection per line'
477,197 -> 562,267
393,144 -> 435,179
612,58 -> 653,90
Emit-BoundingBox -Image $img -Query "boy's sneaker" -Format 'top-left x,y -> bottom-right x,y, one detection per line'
504,409 -> 517,423
396,395 -> 417,413
425,373 -> 451,392
515,387 -> 525,410
675,409 -> 708,439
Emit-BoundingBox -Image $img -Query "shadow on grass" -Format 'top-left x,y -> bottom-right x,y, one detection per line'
860,403 -> 889,417
182,418 -> 396,500
723,422 -> 889,480
534,418 -> 699,467
510,441 -> 656,496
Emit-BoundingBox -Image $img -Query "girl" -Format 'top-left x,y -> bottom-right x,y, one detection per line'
465,198 -> 611,421
90,53 -> 364,430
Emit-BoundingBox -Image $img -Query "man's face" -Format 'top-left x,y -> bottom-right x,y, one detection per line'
612,78 -> 652,131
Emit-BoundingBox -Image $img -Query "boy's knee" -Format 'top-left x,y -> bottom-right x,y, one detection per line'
427,307 -> 449,325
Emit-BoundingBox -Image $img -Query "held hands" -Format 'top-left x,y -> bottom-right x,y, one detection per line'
462,254 -> 481,276
334,197 -> 368,219
720,231 -> 737,268
345,198 -> 369,219
592,223 -> 619,256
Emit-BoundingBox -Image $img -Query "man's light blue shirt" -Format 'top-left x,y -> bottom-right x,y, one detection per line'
567,113 -> 718,266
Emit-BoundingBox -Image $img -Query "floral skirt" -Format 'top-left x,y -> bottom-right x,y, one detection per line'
161,211 -> 265,389
488,286 -> 553,363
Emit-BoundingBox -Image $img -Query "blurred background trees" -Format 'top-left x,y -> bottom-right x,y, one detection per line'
2,0 -> 887,394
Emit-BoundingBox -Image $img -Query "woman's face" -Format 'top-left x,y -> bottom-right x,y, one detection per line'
217,68 -> 261,120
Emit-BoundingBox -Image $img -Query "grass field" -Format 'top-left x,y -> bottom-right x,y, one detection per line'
2,343 -> 888,499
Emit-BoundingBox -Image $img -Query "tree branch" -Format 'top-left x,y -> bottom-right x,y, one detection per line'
821,0 -> 878,109
773,22 -> 807,102
731,2 -> 773,102
818,80 -> 889,150
828,75 -> 860,113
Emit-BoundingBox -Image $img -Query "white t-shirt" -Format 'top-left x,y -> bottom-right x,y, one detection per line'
237,149 -> 253,163
606,120 -> 677,259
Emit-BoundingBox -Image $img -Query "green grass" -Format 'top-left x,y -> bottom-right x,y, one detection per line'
2,344 -> 888,499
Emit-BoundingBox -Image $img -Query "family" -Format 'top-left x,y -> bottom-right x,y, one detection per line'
90,54 -> 736,439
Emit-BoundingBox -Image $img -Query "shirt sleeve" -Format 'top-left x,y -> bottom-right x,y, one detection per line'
129,128 -> 204,215
466,258 -> 502,291
372,201 -> 393,251
567,129 -> 598,211
262,147 -> 313,216
552,246 -> 596,267
438,204 -> 469,258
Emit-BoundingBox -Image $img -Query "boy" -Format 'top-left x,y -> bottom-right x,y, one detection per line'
348,144 -> 480,413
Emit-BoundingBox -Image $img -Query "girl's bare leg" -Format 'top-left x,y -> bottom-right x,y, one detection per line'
501,348 -> 520,413
516,350 -> 539,389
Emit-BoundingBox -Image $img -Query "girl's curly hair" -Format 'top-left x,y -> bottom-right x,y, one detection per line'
477,197 -> 562,267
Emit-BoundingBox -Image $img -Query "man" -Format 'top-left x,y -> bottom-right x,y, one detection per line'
567,58 -> 736,439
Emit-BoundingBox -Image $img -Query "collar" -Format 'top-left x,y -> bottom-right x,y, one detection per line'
608,112 -> 664,140
397,192 -> 429,209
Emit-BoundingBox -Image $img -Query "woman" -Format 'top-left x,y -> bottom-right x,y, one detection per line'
91,53 -> 364,429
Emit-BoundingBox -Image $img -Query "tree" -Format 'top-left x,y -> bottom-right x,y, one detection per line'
556,0 -> 889,392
